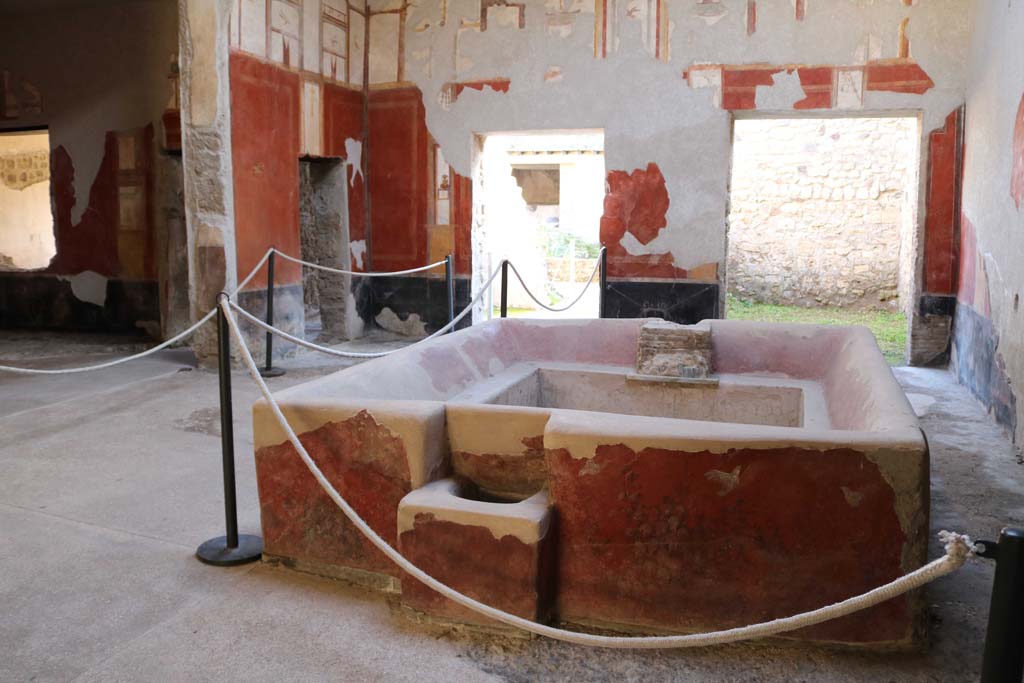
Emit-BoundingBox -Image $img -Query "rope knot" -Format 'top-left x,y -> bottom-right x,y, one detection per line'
938,530 -> 976,567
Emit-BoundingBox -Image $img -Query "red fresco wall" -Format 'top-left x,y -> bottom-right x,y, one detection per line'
923,109 -> 961,295
451,171 -> 473,276
229,52 -> 302,291
323,83 -> 367,258
48,137 -> 120,277
599,163 -> 688,279
39,125 -> 156,280
367,86 -> 429,273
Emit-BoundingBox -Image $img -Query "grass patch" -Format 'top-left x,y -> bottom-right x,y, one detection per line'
491,306 -> 536,317
726,295 -> 907,366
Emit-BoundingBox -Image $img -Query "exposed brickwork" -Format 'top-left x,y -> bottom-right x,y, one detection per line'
634,320 -> 713,378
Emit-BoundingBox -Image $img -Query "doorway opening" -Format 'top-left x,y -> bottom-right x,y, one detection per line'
0,128 -> 55,271
474,130 -> 605,319
298,157 -> 360,342
726,116 -> 921,365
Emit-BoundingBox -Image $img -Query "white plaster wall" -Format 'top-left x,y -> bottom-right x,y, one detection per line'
960,1 -> 1024,443
0,1 -> 179,227
403,0 -> 971,273
0,130 -> 55,270
558,153 -> 605,244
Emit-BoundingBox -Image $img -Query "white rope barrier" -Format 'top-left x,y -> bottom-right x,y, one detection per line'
273,248 -> 447,278
219,296 -> 974,649
506,257 -> 600,313
0,248 -> 275,376
228,263 -> 504,359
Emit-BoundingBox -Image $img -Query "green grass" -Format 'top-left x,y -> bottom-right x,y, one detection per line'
726,295 -> 908,366
491,306 -> 539,317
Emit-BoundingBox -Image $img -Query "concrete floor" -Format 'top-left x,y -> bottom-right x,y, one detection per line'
0,332 -> 1022,682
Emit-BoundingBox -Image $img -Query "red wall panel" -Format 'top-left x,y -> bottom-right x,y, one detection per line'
229,52 -> 302,290
367,87 -> 429,272
48,135 -> 120,277
923,108 -> 961,295
451,171 -> 473,276
323,83 -> 368,257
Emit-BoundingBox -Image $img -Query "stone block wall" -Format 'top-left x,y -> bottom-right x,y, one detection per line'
728,117 -> 918,310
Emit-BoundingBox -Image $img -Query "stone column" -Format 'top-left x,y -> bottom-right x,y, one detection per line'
177,0 -> 237,363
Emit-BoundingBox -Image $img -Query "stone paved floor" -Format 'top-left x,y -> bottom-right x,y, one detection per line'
0,331 -> 1021,682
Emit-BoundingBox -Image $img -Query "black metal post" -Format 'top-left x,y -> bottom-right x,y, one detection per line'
445,254 -> 455,333
500,259 -> 509,318
260,250 -> 285,378
979,527 -> 1024,682
598,246 -> 607,319
196,295 -> 263,566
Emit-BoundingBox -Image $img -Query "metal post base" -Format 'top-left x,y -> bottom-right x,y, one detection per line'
259,366 -> 286,378
196,534 -> 263,566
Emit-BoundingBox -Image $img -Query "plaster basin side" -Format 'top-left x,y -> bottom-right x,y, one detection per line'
446,403 -> 553,499
536,367 -> 806,428
541,409 -> 928,646
820,325 -> 920,432
397,479 -> 551,544
709,319 -> 848,380
500,317 -> 645,367
252,398 -> 448,582
398,480 -> 555,624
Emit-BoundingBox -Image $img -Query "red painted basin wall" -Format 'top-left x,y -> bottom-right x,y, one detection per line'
546,443 -> 917,644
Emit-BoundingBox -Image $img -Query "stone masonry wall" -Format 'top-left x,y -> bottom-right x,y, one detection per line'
728,117 -> 918,309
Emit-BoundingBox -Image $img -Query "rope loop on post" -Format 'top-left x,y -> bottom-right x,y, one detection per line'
272,248 -> 447,278
227,262 -> 504,359
0,247 -> 275,376
506,257 -> 601,313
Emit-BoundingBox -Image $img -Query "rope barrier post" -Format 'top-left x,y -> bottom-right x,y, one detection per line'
445,254 -> 455,333
260,249 -> 286,378
500,259 -> 509,318
979,527 -> 1024,682
196,294 -> 263,567
599,246 -> 607,319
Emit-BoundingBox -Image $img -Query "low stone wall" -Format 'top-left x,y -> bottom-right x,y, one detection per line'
546,257 -> 598,283
728,117 -> 917,309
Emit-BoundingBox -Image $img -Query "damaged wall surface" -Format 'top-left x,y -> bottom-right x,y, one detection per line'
381,0 -> 971,337
954,1 -> 1023,442
218,1 -> 973,343
226,0 -> 372,347
0,0 -> 179,333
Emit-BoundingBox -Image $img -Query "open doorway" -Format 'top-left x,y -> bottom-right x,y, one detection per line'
726,116 -> 921,364
299,157 -> 360,342
474,130 -> 605,319
0,128 -> 55,271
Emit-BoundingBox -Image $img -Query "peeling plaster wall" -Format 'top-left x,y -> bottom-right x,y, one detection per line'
0,0 -> 177,333
954,1 -> 1024,442
0,1 -> 176,227
224,0 -> 372,348
400,0 -> 970,285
